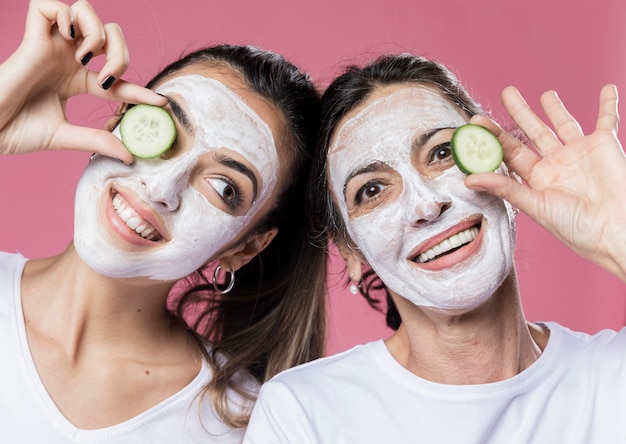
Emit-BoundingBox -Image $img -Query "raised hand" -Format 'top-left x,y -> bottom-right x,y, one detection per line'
466,85 -> 626,282
0,0 -> 166,162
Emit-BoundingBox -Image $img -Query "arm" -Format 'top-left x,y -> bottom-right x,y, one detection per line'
465,85 -> 626,282
0,0 -> 166,163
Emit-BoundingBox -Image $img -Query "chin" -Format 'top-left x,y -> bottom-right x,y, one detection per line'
424,291 -> 494,315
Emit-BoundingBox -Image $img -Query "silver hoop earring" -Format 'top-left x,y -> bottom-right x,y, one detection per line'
212,265 -> 235,294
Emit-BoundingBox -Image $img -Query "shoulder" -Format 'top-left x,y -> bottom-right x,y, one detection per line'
261,340 -> 383,393
198,340 -> 261,412
542,321 -> 626,361
0,251 -> 26,275
0,252 -> 26,306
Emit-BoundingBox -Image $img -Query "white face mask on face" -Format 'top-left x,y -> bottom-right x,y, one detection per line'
74,75 -> 280,281
329,86 -> 515,312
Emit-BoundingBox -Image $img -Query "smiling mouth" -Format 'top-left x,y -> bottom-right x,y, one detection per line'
413,224 -> 481,264
112,193 -> 163,242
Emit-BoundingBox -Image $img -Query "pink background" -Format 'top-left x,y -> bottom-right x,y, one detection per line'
1,0 -> 624,356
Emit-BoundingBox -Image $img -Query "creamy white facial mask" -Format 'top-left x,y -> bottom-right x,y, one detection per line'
74,75 -> 279,281
329,86 -> 515,311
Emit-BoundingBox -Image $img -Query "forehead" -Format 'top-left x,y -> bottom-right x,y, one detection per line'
156,74 -> 279,170
156,73 -> 269,138
161,64 -> 284,129
159,64 -> 288,159
330,84 -> 467,154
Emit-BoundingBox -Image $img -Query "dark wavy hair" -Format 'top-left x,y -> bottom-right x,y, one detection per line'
310,53 -> 484,330
144,45 -> 326,429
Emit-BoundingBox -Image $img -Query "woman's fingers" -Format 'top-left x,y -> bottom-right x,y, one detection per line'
465,171 -> 536,216
96,23 -> 129,89
540,90 -> 584,144
61,1 -> 130,91
85,74 -> 167,106
25,0 -> 75,41
53,121 -> 134,163
469,114 -> 541,184
596,84 -> 619,134
501,86 -> 562,156
70,0 -> 105,64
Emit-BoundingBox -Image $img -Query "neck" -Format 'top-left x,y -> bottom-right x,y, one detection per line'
385,270 -> 548,385
21,243 -> 188,359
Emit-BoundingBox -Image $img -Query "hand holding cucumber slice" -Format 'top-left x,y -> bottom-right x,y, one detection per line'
120,104 -> 176,159
450,124 -> 503,174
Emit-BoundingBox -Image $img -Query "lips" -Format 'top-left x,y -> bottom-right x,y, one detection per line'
408,216 -> 483,267
111,193 -> 163,241
413,225 -> 480,263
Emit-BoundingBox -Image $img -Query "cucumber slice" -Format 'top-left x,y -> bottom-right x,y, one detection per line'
450,124 -> 503,174
120,104 -> 176,159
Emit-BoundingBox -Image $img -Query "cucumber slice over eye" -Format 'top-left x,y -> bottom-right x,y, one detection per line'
450,124 -> 503,174
119,104 -> 176,159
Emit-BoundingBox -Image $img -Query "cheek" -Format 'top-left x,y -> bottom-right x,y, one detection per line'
75,158 -> 124,208
347,199 -> 406,262
168,191 -> 241,262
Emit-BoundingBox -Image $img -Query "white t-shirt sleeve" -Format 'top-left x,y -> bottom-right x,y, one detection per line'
244,380 -> 316,444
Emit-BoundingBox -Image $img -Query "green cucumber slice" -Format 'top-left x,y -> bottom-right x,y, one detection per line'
120,104 -> 176,159
450,124 -> 503,174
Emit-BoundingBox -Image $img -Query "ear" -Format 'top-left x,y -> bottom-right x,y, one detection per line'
104,103 -> 129,132
336,239 -> 365,283
218,227 -> 279,272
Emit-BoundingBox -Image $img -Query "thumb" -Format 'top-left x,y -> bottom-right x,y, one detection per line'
465,172 -> 537,217
51,122 -> 134,164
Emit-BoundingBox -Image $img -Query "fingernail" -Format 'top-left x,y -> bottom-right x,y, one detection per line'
80,52 -> 93,66
70,24 -> 75,39
466,183 -> 487,192
101,76 -> 116,90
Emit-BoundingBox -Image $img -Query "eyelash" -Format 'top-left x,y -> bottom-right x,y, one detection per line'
428,143 -> 453,164
355,179 -> 387,206
206,176 -> 244,210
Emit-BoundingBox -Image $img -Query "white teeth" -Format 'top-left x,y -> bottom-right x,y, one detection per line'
126,216 -> 141,230
111,194 -> 158,240
416,226 -> 480,263
120,208 -> 134,222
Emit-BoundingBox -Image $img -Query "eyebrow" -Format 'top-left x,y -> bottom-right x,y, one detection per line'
161,95 -> 193,135
214,153 -> 258,201
411,126 -> 457,151
343,161 -> 388,197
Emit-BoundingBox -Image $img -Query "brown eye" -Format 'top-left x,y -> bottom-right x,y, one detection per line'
364,185 -> 380,198
356,181 -> 385,205
222,184 -> 236,203
207,177 -> 241,208
430,144 -> 452,163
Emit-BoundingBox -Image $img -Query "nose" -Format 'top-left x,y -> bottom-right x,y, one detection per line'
141,178 -> 181,211
404,177 -> 451,224
137,159 -> 190,211
412,199 -> 451,224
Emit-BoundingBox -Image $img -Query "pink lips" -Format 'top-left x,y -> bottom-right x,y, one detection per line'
106,188 -> 168,245
409,216 -> 484,271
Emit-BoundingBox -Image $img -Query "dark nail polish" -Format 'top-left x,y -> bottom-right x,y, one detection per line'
80,52 -> 93,66
101,76 -> 116,90
70,24 -> 75,39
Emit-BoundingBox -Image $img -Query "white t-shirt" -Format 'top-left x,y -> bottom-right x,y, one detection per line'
245,318 -> 626,443
0,252 -> 249,443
